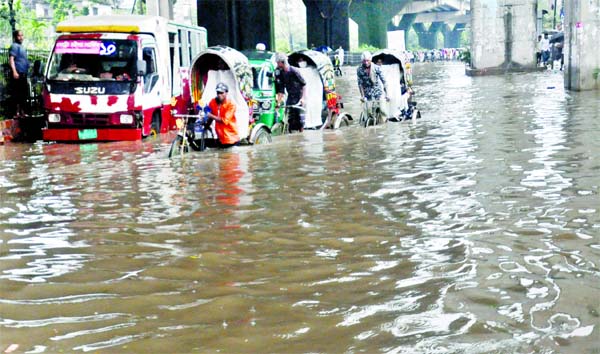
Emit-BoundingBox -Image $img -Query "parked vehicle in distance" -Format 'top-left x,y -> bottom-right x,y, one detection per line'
42,15 -> 207,142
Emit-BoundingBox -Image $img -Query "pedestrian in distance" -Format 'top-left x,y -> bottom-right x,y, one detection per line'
8,30 -> 30,119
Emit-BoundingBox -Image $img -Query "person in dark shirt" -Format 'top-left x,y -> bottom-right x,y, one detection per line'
8,30 -> 30,118
274,53 -> 306,133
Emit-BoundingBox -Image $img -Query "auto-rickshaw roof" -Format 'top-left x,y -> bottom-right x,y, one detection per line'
242,50 -> 276,62
190,45 -> 253,100
372,49 -> 407,69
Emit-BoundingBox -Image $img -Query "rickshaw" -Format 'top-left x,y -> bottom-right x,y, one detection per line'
372,49 -> 420,121
168,46 -> 271,157
278,49 -> 351,132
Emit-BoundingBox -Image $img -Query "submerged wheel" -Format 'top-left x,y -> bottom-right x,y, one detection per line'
271,122 -> 284,136
253,127 -> 272,144
168,135 -> 188,158
150,111 -> 161,136
333,113 -> 351,129
375,108 -> 385,125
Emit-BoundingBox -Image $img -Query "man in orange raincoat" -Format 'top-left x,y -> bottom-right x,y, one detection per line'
206,82 -> 240,148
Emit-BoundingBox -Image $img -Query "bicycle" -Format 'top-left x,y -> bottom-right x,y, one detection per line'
270,103 -> 306,136
168,111 -> 214,158
358,99 -> 385,127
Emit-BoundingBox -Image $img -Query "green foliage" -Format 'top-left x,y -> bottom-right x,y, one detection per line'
357,44 -> 379,53
459,29 -> 470,48
459,49 -> 470,64
48,0 -> 78,26
593,68 -> 600,80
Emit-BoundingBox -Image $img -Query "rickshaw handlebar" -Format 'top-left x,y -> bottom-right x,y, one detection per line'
276,104 -> 306,112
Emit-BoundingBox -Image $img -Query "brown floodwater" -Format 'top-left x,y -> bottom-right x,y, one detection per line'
0,62 -> 599,353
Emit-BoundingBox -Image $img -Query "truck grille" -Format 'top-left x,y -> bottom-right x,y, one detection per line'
70,113 -> 111,126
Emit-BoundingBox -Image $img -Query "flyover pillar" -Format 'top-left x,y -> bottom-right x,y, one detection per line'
197,0 -> 274,50
397,14 -> 417,50
468,0 -> 537,75
413,22 -> 443,49
443,23 -> 465,48
564,0 -> 600,90
358,5 -> 388,48
305,0 -> 350,51
349,0 -> 410,49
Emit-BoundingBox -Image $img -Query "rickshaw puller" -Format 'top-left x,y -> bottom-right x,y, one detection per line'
357,51 -> 389,102
274,53 -> 307,133
205,82 -> 240,148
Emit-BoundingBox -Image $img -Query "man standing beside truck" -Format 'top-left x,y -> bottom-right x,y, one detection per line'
9,30 -> 30,118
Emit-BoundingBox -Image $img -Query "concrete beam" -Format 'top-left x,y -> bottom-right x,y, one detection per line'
443,22 -> 465,48
414,11 -> 469,24
564,0 -> 600,90
401,0 -> 469,14
413,21 -> 444,49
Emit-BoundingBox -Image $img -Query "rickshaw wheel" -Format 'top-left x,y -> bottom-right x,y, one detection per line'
333,113 -> 351,129
271,122 -> 284,136
253,127 -> 272,144
168,135 -> 187,158
375,108 -> 385,125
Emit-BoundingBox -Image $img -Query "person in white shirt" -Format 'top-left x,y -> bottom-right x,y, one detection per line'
540,33 -> 551,66
337,46 -> 344,66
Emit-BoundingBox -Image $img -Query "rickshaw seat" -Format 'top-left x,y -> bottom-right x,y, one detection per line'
201,70 -> 250,139
379,63 -> 408,118
297,67 -> 323,129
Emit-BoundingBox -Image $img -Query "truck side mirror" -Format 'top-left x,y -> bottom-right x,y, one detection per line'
137,60 -> 147,76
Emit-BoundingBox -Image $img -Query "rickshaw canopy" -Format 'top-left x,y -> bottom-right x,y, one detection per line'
372,49 -> 410,119
190,45 -> 252,139
288,50 -> 338,129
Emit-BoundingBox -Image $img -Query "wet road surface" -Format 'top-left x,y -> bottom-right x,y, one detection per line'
0,62 -> 599,353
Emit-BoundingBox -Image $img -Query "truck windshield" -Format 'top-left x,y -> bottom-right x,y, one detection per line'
47,39 -> 137,82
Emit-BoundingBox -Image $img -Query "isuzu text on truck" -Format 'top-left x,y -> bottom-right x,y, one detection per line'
42,15 -> 207,141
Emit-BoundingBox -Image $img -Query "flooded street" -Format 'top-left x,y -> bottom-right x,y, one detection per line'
1,62 -> 599,353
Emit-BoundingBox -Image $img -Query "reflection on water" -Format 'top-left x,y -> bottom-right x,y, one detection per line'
0,63 -> 599,353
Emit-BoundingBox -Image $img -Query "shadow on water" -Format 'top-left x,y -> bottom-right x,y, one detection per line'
0,62 -> 598,353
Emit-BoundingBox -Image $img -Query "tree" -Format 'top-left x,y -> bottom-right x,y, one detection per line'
48,0 -> 78,26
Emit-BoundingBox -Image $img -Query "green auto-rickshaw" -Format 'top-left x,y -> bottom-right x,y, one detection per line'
242,49 -> 283,130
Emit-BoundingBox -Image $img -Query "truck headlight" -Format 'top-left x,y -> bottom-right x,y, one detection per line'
120,114 -> 134,124
48,113 -> 61,123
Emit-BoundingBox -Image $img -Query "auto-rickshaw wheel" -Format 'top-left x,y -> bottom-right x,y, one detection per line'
252,126 -> 272,144
150,111 -> 161,137
168,135 -> 188,158
271,122 -> 284,136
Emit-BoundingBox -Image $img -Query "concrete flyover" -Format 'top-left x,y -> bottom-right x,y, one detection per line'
388,0 -> 470,49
